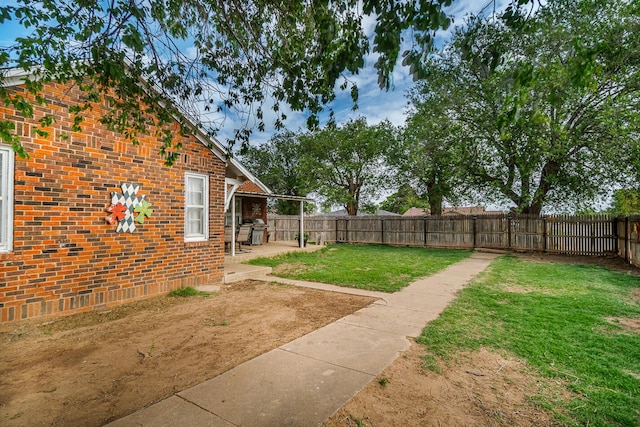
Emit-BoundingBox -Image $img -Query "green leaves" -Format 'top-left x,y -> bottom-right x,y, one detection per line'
242,117 -> 397,216
238,131 -> 314,214
379,184 -> 428,214
0,120 -> 28,158
409,0 -> 640,214
610,188 -> 640,215
0,0 -> 467,159
0,6 -> 12,24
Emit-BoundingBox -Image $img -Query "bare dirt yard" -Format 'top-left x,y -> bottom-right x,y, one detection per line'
325,342 -> 568,427
0,280 -> 374,426
2,254 -> 637,427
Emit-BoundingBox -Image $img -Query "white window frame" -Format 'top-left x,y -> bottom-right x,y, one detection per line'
184,172 -> 209,242
0,144 -> 14,253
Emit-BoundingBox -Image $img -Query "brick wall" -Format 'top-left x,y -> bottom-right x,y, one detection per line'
237,181 -> 268,224
237,181 -> 266,194
242,198 -> 268,223
0,81 -> 226,323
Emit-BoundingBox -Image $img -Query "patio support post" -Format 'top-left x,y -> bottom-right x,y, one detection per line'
231,194 -> 236,257
299,200 -> 305,248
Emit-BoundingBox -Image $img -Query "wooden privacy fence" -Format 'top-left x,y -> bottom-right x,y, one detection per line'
269,214 -> 630,256
616,215 -> 640,266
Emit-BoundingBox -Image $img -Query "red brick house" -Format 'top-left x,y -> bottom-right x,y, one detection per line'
0,69 -> 265,323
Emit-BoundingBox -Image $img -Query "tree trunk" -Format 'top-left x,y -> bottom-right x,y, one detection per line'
429,194 -> 443,215
519,204 -> 542,215
427,182 -> 443,215
523,160 -> 561,216
346,180 -> 360,216
346,201 -> 358,216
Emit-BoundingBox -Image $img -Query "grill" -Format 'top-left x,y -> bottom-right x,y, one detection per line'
250,218 -> 267,245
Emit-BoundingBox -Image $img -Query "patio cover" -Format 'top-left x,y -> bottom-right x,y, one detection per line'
228,191 -> 313,256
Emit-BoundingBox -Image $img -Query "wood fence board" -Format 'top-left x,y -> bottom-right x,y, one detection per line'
267,213 -> 635,260
382,218 -> 425,246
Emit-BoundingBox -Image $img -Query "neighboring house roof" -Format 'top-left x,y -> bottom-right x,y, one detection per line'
402,207 -> 428,217
444,207 -> 506,215
444,206 -> 488,216
2,67 -> 271,194
376,209 -> 401,216
403,206 -> 505,216
319,209 -> 401,217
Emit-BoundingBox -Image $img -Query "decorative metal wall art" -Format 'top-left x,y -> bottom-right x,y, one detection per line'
105,183 -> 153,232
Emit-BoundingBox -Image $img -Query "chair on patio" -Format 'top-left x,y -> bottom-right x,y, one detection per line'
236,225 -> 253,251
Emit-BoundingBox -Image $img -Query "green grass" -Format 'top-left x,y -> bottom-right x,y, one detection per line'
167,286 -> 210,297
247,244 -> 472,292
418,255 -> 640,426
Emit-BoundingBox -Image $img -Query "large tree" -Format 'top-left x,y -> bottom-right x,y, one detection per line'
0,0 -> 468,162
397,67 -> 466,215
413,0 -> 640,214
238,131 -> 313,214
301,117 -> 396,216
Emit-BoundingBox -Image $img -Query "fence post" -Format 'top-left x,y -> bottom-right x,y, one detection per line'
273,216 -> 277,241
423,217 -> 428,247
346,218 -> 349,243
542,216 -> 547,253
508,214 -> 512,249
613,216 -> 618,256
625,216 -> 629,263
472,216 -> 477,248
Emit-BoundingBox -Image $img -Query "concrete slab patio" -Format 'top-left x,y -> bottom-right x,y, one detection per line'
107,251 -> 499,427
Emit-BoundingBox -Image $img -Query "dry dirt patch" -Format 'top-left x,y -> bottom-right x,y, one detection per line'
0,280 -> 374,426
272,262 -> 312,276
326,342 -> 567,427
607,316 -> 640,334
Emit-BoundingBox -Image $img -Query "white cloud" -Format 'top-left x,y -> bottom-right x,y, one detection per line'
184,46 -> 199,60
360,13 -> 378,37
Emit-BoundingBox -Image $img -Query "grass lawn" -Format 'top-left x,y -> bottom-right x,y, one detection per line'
418,255 -> 640,427
247,244 -> 471,292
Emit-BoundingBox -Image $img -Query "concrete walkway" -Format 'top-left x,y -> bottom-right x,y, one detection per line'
107,251 -> 499,427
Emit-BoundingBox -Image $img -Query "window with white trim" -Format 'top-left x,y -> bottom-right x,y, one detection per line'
184,172 -> 209,241
0,145 -> 14,253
